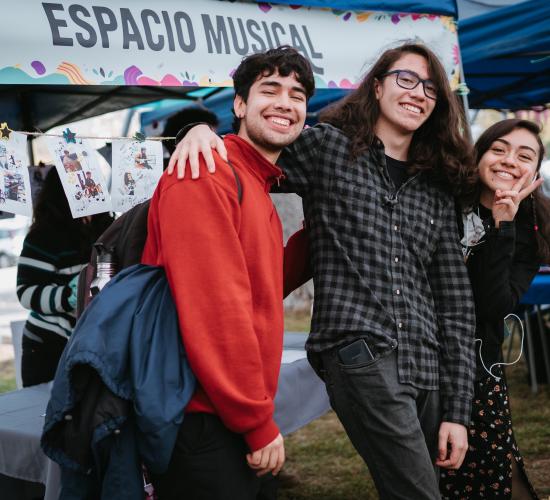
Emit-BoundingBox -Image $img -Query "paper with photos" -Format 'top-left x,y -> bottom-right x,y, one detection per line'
111,139 -> 163,212
46,138 -> 111,218
0,132 -> 33,216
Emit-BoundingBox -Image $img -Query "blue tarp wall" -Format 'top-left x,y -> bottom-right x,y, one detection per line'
458,0 -> 550,109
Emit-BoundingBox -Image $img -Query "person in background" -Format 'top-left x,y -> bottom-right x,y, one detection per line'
440,119 -> 550,499
161,107 -> 219,169
16,167 -> 113,387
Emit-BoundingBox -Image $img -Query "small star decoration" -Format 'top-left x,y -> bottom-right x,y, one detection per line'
133,131 -> 146,142
63,128 -> 76,143
0,123 -> 11,140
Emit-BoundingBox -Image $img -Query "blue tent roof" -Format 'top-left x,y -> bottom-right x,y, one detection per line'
250,0 -> 457,17
459,0 -> 550,109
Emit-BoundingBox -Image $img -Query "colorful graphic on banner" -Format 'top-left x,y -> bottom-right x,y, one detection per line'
47,139 -> 111,217
0,1 -> 460,89
0,132 -> 33,216
111,139 -> 163,212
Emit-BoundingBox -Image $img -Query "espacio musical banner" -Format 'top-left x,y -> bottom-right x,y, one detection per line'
0,0 -> 460,89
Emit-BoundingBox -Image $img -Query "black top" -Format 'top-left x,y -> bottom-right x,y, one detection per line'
277,123 -> 476,426
466,204 -> 539,379
385,155 -> 410,191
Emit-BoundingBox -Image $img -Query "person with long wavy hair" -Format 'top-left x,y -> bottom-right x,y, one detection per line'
16,167 -> 113,387
319,45 -> 476,198
440,119 -> 549,499
166,43 -> 478,499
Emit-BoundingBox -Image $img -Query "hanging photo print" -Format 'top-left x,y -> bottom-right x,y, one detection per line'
0,131 -> 33,216
111,139 -> 163,212
47,137 -> 111,218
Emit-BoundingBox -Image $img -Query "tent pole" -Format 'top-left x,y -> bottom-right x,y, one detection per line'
457,37 -> 473,142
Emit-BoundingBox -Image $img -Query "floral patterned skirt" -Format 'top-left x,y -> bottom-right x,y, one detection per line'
439,367 -> 538,499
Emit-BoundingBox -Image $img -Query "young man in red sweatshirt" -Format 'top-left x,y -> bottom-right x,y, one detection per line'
141,47 -> 314,499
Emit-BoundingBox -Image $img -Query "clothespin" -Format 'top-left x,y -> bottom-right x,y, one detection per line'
0,122 -> 12,140
133,132 -> 146,142
455,83 -> 470,96
63,128 -> 77,143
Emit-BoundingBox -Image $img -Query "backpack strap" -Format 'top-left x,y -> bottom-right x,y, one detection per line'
226,159 -> 242,204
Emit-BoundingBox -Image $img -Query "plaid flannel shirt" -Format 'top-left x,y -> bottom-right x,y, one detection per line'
278,123 -> 476,426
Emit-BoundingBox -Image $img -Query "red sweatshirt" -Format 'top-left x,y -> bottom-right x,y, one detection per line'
142,135 -> 285,452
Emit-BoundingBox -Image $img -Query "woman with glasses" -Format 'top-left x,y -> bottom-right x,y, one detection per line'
440,119 -> 550,499
379,68 -> 439,100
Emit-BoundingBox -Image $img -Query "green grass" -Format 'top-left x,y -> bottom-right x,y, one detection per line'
284,310 -> 312,333
0,361 -> 16,394
0,311 -> 548,498
278,412 -> 377,499
278,312 -> 550,499
505,360 -> 550,495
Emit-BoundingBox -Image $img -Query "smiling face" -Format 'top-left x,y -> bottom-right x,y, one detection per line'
234,70 -> 307,162
478,127 -> 540,204
374,53 -> 437,139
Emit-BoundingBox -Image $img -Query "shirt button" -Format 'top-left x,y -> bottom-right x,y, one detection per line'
394,257 -> 399,263
390,339 -> 398,348
430,219 -> 434,225
394,225 -> 399,231
398,322 -> 403,329
395,289 -> 401,295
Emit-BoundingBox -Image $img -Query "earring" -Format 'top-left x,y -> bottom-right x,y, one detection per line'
531,193 -> 539,232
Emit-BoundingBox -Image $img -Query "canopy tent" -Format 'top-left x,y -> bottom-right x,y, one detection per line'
456,0 -> 529,19
0,84 -> 226,133
1,0 -> 545,137
459,0 -> 550,109
248,0 -> 457,16
0,0 -> 459,133
138,0 -> 550,134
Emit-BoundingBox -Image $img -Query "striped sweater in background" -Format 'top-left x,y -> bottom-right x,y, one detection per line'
17,228 -> 86,341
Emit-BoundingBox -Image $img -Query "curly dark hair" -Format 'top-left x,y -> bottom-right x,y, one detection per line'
232,45 -> 315,132
474,118 -> 550,263
319,43 -> 477,198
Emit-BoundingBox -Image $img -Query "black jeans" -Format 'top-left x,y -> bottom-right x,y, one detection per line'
151,413 -> 263,500
21,328 -> 67,387
309,346 -> 442,500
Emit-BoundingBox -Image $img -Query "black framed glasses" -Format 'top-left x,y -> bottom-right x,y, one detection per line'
379,70 -> 438,100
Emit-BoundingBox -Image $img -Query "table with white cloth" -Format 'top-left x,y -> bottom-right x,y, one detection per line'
0,332 -> 330,499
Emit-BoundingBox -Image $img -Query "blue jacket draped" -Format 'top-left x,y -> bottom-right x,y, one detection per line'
41,264 -> 195,500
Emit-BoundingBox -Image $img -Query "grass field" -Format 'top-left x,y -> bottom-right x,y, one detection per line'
279,311 -> 550,499
1,310 -> 549,498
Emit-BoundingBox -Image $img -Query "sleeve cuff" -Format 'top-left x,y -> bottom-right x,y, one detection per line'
62,285 -> 75,311
244,418 -> 280,453
175,122 -> 215,145
494,220 -> 515,237
441,396 -> 472,427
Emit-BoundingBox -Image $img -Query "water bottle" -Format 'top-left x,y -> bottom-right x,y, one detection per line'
90,243 -> 117,297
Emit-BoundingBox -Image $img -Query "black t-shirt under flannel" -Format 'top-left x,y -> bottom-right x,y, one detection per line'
277,123 -> 476,426
385,155 -> 410,190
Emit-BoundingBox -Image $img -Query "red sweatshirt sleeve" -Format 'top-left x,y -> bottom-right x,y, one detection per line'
157,173 -> 279,452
